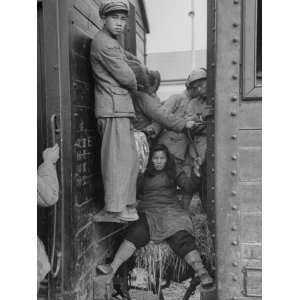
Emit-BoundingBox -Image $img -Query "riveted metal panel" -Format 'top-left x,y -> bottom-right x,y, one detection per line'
239,102 -> 262,129
241,266 -> 262,298
204,0 -> 217,290
241,243 -> 261,261
213,0 -> 242,298
240,214 -> 261,243
239,148 -> 262,182
239,130 -> 261,147
239,182 -> 261,213
213,0 -> 262,298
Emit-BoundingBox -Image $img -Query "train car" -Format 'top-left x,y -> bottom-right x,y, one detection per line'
37,0 -> 262,299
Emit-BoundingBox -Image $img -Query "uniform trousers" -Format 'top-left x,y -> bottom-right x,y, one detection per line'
97,117 -> 138,212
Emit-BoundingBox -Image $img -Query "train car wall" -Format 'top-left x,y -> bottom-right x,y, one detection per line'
205,0 -> 262,299
38,1 -> 149,299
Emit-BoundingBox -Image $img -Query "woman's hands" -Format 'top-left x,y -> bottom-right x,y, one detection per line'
185,120 -> 196,129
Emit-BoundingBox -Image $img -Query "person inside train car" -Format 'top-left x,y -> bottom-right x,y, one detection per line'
129,64 -> 197,139
37,144 -> 60,290
90,0 -> 143,222
156,68 -> 213,209
97,144 -> 214,289
128,64 -> 198,176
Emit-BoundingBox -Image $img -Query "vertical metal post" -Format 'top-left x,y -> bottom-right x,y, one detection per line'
213,0 -> 242,299
189,0 -> 196,69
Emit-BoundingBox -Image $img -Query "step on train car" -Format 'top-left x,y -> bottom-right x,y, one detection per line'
37,0 -> 261,299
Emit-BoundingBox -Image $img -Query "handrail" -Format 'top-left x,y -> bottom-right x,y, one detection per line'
49,114 -> 61,278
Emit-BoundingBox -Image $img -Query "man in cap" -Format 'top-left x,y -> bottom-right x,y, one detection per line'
156,68 -> 213,209
90,0 -> 142,221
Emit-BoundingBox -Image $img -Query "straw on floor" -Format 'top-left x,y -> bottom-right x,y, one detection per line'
132,197 -> 215,292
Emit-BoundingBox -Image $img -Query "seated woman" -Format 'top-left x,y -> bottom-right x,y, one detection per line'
97,144 -> 213,289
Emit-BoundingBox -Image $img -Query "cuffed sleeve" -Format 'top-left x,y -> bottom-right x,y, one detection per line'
135,92 -> 186,132
124,50 -> 143,65
161,94 -> 181,114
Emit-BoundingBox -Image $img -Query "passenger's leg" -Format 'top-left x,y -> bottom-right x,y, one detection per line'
110,240 -> 136,274
97,118 -> 138,220
166,230 -> 213,288
97,213 -> 150,276
119,121 -> 140,221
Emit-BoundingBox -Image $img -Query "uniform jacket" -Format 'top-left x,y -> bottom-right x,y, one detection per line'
132,91 -> 186,133
157,91 -> 211,161
90,30 -> 138,118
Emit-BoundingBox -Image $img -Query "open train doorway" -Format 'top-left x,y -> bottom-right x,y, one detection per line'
147,0 -> 262,298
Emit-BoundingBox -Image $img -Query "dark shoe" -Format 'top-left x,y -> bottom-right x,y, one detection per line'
184,250 -> 214,289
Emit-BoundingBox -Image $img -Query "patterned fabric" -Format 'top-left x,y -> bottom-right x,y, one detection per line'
134,131 -> 149,174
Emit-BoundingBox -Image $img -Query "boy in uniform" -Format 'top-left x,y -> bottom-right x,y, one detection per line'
90,0 -> 140,221
157,69 -> 213,209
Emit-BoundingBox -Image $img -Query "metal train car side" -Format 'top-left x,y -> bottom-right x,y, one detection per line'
205,0 -> 262,299
37,0 -> 262,299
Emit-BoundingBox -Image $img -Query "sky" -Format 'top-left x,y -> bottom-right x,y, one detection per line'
144,0 -> 207,53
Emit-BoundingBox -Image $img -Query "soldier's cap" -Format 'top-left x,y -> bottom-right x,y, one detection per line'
185,68 -> 207,88
99,0 -> 129,18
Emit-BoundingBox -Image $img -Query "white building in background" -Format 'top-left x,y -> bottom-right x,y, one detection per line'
147,49 -> 206,100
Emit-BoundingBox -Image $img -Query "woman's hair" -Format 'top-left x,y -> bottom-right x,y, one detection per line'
127,62 -> 150,91
145,144 -> 176,179
148,70 -> 161,93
